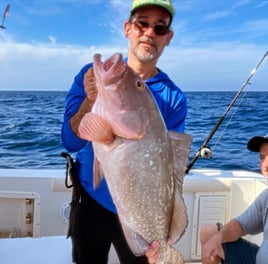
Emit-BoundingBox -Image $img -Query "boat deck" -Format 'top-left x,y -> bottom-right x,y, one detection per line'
0,235 -> 201,264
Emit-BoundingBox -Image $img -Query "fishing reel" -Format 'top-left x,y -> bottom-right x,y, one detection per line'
199,146 -> 212,159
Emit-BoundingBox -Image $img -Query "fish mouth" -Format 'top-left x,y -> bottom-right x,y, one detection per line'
97,53 -> 128,86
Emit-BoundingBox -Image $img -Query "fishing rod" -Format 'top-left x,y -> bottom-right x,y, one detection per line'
186,50 -> 268,174
0,4 -> 10,29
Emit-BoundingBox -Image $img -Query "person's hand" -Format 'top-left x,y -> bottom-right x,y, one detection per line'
201,234 -> 224,264
84,67 -> 98,102
145,241 -> 160,264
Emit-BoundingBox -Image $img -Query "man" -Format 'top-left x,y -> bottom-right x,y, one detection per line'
61,1 -> 187,263
200,135 -> 268,264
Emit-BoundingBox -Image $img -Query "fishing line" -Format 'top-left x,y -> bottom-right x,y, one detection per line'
186,50 -> 268,174
211,89 -> 248,151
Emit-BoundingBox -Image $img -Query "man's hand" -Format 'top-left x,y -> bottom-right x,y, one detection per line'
84,67 -> 98,102
70,67 -> 97,136
201,226 -> 224,264
145,241 -> 160,264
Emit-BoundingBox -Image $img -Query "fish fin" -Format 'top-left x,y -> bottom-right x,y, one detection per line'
168,132 -> 193,244
78,112 -> 115,144
93,157 -> 103,189
168,191 -> 188,244
120,220 -> 148,256
168,131 -> 193,187
159,244 -> 184,264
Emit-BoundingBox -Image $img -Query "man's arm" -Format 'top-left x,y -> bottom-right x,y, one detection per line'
201,219 -> 245,264
70,97 -> 94,137
218,219 -> 245,243
62,65 -> 98,152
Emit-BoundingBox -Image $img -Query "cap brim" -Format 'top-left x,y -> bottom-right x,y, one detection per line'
247,136 -> 268,152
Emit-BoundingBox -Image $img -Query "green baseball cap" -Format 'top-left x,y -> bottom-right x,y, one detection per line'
131,0 -> 175,17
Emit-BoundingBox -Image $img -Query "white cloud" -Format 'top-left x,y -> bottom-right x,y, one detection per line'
48,35 -> 57,44
0,40 -> 266,92
0,0 -> 267,92
240,19 -> 268,33
203,10 -> 235,21
159,43 -> 267,91
0,41 -> 128,91
255,1 -> 268,8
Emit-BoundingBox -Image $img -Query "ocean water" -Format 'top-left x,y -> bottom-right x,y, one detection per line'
0,91 -> 267,173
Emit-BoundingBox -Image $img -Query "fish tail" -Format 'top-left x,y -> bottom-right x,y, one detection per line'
158,245 -> 184,264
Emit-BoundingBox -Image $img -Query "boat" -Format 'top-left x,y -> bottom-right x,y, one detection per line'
0,167 -> 266,263
1,9 -> 266,261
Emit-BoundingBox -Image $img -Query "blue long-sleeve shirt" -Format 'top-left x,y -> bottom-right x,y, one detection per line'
61,63 -> 187,214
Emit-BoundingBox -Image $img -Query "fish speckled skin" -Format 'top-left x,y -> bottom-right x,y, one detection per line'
79,53 -> 192,264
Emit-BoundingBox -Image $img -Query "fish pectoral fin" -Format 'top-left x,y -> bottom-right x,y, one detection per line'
78,112 -> 115,144
120,221 -> 148,256
93,157 -> 103,189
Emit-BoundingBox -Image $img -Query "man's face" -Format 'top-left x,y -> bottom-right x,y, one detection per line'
124,6 -> 173,63
259,142 -> 268,178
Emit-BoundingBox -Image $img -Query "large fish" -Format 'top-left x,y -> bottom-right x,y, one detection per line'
78,53 -> 193,264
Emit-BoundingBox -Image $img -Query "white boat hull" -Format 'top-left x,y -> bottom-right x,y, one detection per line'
0,168 -> 266,263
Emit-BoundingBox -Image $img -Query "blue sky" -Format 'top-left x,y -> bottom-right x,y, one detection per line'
0,0 -> 267,91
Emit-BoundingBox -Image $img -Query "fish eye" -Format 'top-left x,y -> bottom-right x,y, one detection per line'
136,80 -> 144,91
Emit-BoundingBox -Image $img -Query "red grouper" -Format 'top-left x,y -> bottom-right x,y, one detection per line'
79,53 -> 193,264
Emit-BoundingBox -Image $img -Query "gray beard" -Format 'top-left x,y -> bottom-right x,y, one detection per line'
135,51 -> 155,62
129,42 -> 162,63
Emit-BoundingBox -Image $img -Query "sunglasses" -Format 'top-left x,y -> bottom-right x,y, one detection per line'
130,18 -> 170,36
